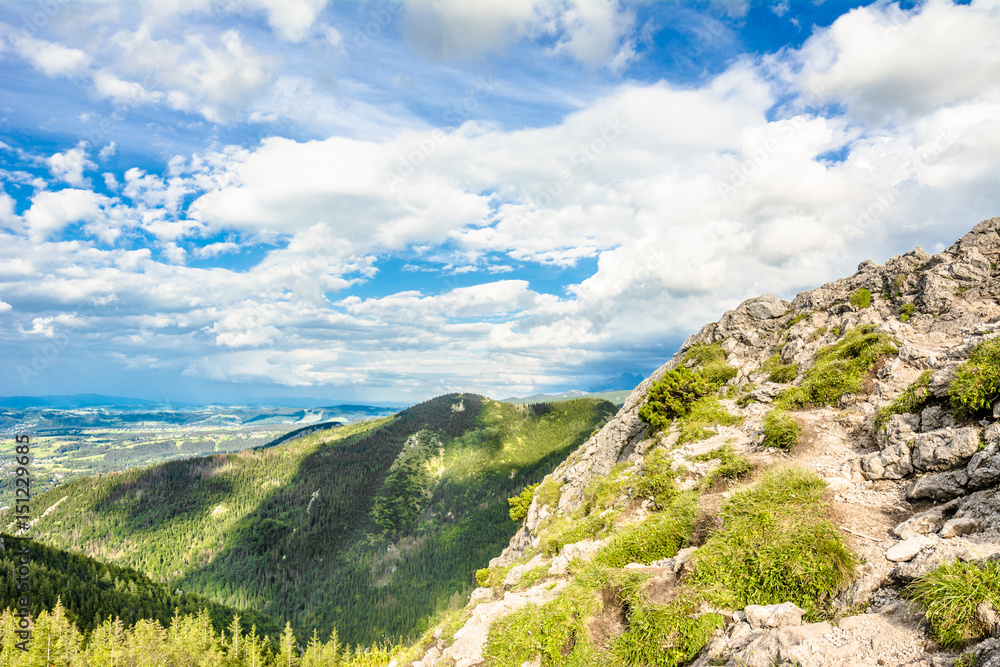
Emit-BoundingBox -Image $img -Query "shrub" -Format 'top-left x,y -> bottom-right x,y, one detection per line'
776,326 -> 898,408
593,491 -> 698,568
850,288 -> 872,309
689,467 -> 855,616
762,352 -> 798,384
639,367 -> 716,430
900,303 -> 916,323
762,410 -> 801,450
508,483 -> 539,523
949,339 -> 1000,418
874,371 -> 933,431
907,559 -> 1000,648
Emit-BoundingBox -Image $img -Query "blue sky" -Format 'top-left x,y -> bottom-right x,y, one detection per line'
0,0 -> 998,404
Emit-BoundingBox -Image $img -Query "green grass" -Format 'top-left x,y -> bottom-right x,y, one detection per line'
949,339 -> 1000,418
592,492 -> 698,568
482,584 -> 600,667
786,312 -> 809,328
762,410 -> 801,450
762,352 -> 798,384
874,370 -> 933,431
689,468 -> 855,617
907,560 -> 1000,648
609,595 -> 724,667
692,445 -> 752,490
900,303 -> 916,323
677,396 -> 742,444
850,288 -> 872,309
775,326 -> 898,409
683,343 -> 738,387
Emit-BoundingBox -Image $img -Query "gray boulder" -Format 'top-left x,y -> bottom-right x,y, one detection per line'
910,427 -> 981,472
744,602 -> 806,629
906,470 -> 968,500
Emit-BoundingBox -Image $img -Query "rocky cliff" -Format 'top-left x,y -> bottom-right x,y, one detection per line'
405,216 -> 1000,667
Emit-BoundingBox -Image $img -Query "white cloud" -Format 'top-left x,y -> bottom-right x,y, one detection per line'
48,143 -> 97,187
6,30 -> 89,77
0,300 -> 11,314
195,241 -> 239,258
99,142 -> 117,161
246,0 -> 328,42
22,189 -> 107,241
551,1 -> 635,72
796,1 -> 1000,122
92,70 -> 164,106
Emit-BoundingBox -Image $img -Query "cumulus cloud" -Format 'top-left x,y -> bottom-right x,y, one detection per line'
48,143 -> 97,187
0,300 -> 11,314
796,1 -> 1000,122
5,30 -> 89,77
401,0 -> 635,70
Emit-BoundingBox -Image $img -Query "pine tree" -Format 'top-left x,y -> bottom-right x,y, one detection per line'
278,623 -> 300,667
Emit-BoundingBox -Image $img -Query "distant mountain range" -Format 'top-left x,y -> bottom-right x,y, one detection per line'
586,372 -> 644,393
0,393 -> 406,410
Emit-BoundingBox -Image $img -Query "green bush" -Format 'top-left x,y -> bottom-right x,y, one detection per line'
850,288 -> 872,309
874,370 -> 933,431
899,302 -> 916,322
949,339 -> 1000,418
689,468 -> 855,616
762,410 -> 801,450
639,367 -> 716,430
593,492 -> 698,568
776,326 -> 898,408
762,352 -> 798,384
508,484 -> 539,523
907,559 -> 1000,648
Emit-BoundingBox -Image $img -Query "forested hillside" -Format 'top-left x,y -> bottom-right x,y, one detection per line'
9,394 -> 614,645
0,535 -> 279,636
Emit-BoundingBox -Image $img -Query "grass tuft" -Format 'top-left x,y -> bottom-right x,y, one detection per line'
692,445 -> 752,490
689,467 -> 855,617
593,491 -> 698,568
609,595 -> 724,667
762,410 -> 801,450
762,352 -> 798,384
899,302 -> 916,323
850,288 -> 872,309
874,370 -> 933,431
677,396 -> 742,444
907,559 -> 1000,648
949,339 -> 1000,418
775,326 -> 898,409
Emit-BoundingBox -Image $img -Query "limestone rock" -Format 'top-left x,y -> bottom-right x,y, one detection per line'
886,537 -> 932,562
893,504 -> 953,539
939,517 -> 979,538
906,470 -> 968,500
910,427 -> 982,472
916,273 -> 955,314
919,406 -> 953,432
967,444 -> 1000,490
744,602 -> 806,629
503,553 -> 547,588
863,440 -> 913,480
977,602 -> 1000,638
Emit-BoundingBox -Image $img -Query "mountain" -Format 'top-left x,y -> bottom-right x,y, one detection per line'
0,394 -> 169,409
399,216 -> 1000,667
14,393 -> 615,646
586,372 -> 644,393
